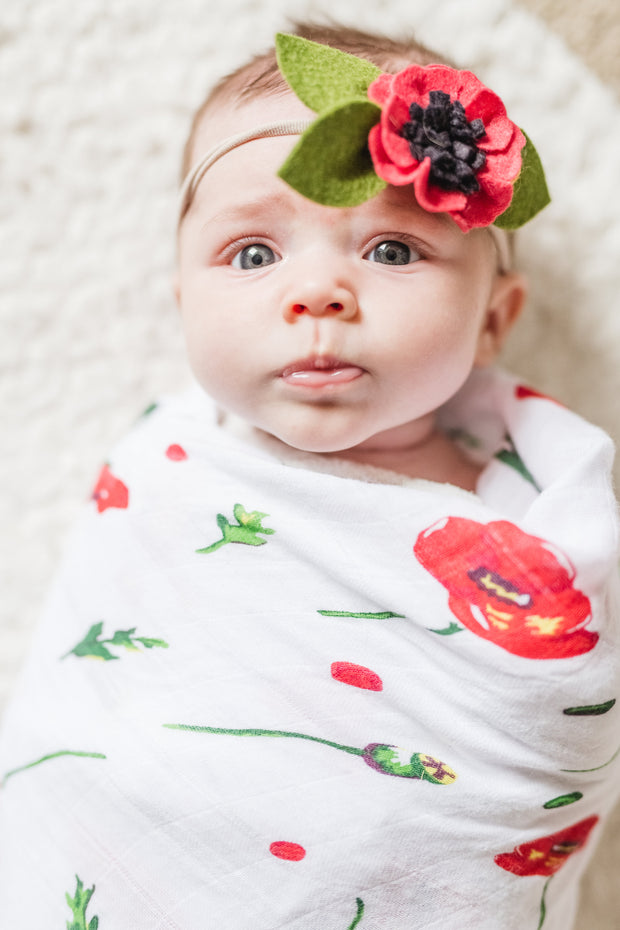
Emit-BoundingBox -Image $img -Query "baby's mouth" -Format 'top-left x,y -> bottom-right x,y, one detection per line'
280,356 -> 364,387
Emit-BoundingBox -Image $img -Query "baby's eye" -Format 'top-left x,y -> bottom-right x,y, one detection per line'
232,243 -> 279,270
365,240 -> 420,265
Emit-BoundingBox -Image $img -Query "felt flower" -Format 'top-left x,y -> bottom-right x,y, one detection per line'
414,517 -> 597,659
367,65 -> 526,231
275,34 -> 549,228
91,464 -> 129,513
495,816 -> 598,877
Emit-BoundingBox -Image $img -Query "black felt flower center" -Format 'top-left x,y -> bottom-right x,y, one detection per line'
400,90 -> 487,194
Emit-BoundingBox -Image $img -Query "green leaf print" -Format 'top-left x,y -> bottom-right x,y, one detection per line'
428,621 -> 464,636
543,792 -> 583,809
563,699 -> 616,716
318,610 -> 405,619
66,876 -> 99,930
196,504 -> 275,554
63,623 -> 169,661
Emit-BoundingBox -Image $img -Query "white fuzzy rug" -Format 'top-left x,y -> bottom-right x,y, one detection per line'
2,0 -> 620,924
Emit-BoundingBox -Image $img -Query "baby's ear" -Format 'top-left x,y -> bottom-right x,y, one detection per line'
172,271 -> 181,308
474,271 -> 527,367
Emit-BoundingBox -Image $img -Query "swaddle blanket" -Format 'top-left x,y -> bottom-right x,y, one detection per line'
1,367 -> 619,930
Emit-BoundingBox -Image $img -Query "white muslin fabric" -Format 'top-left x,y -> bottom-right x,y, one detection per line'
0,367 -> 619,929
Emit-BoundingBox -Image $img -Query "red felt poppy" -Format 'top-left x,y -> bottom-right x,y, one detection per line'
367,65 -> 525,231
414,517 -> 597,659
91,464 -> 129,513
495,816 -> 598,877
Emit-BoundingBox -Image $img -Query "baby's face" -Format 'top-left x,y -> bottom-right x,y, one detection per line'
176,93 -> 515,456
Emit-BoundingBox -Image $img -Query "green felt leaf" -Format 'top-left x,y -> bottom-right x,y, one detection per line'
495,133 -> 550,230
279,100 -> 385,208
276,33 -> 381,113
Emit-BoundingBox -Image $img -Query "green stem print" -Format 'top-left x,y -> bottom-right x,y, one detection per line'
537,876 -> 552,930
66,876 -> 99,930
495,435 -> 541,492
318,610 -> 405,619
196,504 -> 275,554
2,750 -> 106,786
63,622 -> 168,661
163,724 -> 457,784
347,898 -> 365,929
561,742 -> 620,773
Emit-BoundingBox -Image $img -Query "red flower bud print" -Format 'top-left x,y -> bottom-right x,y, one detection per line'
91,464 -> 129,513
269,841 -> 306,861
414,517 -> 597,659
165,443 -> 188,461
331,662 -> 383,691
495,816 -> 598,878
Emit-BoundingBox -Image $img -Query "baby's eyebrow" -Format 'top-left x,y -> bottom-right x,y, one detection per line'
199,192 -> 293,232
376,194 -> 454,231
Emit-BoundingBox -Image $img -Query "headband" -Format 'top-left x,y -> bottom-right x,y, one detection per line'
179,34 -> 549,267
178,120 -> 312,221
274,34 -> 550,232
179,120 -> 512,269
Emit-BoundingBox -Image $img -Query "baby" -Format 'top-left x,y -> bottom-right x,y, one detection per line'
1,22 -> 619,930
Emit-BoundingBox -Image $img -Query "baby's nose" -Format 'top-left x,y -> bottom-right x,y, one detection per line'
282,282 -> 358,322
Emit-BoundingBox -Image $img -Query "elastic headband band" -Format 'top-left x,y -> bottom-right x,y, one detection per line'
178,120 -> 313,222
178,120 -> 512,271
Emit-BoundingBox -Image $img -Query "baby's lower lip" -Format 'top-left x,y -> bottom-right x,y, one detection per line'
280,367 -> 364,388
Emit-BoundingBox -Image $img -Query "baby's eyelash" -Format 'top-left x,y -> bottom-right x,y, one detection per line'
219,234 -> 275,262
363,233 -> 431,260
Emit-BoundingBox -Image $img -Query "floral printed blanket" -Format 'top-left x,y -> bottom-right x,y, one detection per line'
0,368 -> 619,929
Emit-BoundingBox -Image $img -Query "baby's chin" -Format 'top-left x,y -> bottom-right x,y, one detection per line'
256,424 -> 368,456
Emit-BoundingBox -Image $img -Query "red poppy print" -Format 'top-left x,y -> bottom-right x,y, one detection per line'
269,841 -> 306,861
495,816 -> 598,877
367,65 -> 525,231
414,517 -> 596,659
331,662 -> 383,691
165,443 -> 188,461
91,465 -> 129,513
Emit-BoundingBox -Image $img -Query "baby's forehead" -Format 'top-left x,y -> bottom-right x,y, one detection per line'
188,91 -> 315,177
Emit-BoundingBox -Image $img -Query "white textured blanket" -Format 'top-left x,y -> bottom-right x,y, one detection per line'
1,368 -> 618,929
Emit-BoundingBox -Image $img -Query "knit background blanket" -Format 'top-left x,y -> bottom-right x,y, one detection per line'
2,0 -> 620,925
